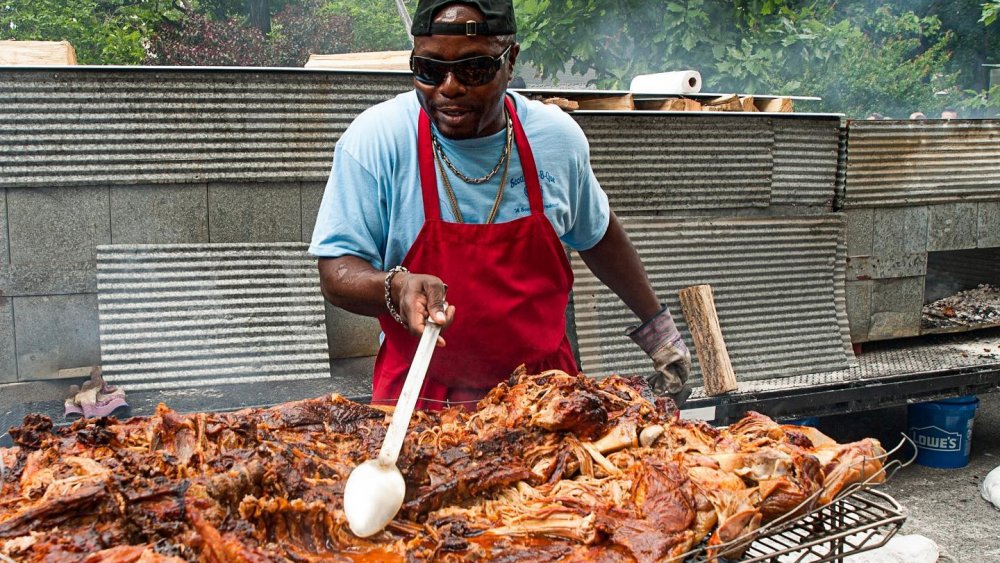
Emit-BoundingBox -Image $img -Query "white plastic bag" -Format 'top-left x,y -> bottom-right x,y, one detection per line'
842,534 -> 939,563
983,464 -> 1000,510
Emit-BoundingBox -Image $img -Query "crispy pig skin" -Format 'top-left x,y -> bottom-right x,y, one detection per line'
0,378 -> 884,562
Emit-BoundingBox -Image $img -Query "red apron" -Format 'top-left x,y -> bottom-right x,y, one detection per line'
371,96 -> 578,410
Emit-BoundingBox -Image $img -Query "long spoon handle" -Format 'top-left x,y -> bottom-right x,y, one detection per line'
377,321 -> 441,466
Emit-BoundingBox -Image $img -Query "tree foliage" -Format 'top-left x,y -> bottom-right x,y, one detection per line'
514,0 -> 998,117
0,0 -> 185,64
984,1 -> 1000,25
326,0 -> 412,52
145,2 -> 351,66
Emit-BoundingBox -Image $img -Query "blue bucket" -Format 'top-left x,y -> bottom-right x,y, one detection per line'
907,396 -> 979,469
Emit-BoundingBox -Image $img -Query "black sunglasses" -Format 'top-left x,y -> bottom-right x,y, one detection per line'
410,45 -> 513,87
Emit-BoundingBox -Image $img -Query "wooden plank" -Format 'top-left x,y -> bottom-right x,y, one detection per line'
540,97 -> 579,111
635,98 -> 703,111
702,94 -> 743,112
573,93 -> 635,111
305,51 -> 410,71
0,40 -> 77,65
678,284 -> 738,396
756,97 -> 794,112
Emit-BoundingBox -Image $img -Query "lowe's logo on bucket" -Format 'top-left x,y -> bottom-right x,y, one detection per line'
910,426 -> 962,451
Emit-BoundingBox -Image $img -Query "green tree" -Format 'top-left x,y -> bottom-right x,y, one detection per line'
514,0 -> 809,89
512,0 -> 989,118
983,1 -> 1000,25
325,0 -> 412,52
0,0 -> 185,64
804,8 -> 958,117
146,1 -> 351,66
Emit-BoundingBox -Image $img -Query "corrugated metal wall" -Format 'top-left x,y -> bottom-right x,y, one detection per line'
0,69 -> 412,187
96,243 -> 330,390
1,67 -> 852,389
772,118 -> 840,208
571,112 -> 852,382
845,120 -> 1000,207
577,114 -> 841,213
571,216 -> 852,383
578,115 -> 773,211
0,68 -> 401,383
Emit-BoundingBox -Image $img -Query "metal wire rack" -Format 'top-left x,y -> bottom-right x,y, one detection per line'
735,487 -> 905,562
681,434 -> 913,563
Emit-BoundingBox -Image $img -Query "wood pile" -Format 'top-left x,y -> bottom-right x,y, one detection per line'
0,40 -> 77,65
537,92 -> 794,113
305,51 -> 410,71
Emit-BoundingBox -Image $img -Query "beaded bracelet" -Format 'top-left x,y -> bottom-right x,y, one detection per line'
384,265 -> 409,325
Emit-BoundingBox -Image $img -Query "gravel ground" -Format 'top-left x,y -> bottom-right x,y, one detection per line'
819,390 -> 1000,562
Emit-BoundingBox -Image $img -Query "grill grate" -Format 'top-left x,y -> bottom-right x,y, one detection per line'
681,439 -> 911,562
732,488 -> 905,562
689,325 -> 1000,398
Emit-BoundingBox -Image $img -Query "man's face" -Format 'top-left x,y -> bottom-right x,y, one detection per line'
412,6 -> 518,140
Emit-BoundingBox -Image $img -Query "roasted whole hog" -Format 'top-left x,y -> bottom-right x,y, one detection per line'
0,368 -> 885,562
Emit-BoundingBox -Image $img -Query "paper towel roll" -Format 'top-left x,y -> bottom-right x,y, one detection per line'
629,71 -> 702,94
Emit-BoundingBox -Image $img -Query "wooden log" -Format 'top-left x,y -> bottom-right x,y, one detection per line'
305,50 -> 410,70
573,93 -> 635,111
755,97 -> 794,112
740,96 -> 759,112
0,40 -> 77,65
635,98 -> 702,111
541,97 -> 580,111
702,94 -> 743,112
677,98 -> 703,111
678,285 -> 738,396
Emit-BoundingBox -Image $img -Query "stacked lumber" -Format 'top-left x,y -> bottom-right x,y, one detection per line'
305,51 -> 410,71
536,92 -> 794,114
0,40 -> 77,65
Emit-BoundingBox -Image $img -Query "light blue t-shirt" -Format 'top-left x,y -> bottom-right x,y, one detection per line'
309,90 -> 610,270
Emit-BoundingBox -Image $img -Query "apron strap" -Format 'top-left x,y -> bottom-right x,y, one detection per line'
417,109 -> 442,221
506,96 -> 545,216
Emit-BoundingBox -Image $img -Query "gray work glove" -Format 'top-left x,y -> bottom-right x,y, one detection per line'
627,306 -> 692,405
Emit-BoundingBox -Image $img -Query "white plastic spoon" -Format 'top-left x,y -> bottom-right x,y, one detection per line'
342,320 -> 442,537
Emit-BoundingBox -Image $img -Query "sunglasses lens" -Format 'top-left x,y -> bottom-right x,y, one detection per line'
453,57 -> 499,86
411,57 -> 448,85
410,52 -> 504,87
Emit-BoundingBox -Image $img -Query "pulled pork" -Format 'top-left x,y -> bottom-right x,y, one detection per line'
0,369 -> 885,562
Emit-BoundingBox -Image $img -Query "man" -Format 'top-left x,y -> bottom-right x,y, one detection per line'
309,0 -> 690,410
940,108 -> 959,119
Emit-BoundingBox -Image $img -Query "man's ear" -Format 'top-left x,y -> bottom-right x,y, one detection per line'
507,43 -> 520,70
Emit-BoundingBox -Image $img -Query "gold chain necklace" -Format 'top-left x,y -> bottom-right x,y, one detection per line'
434,121 -> 513,224
432,111 -> 512,185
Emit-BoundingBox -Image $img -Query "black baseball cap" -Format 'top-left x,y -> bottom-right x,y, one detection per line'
410,0 -> 517,36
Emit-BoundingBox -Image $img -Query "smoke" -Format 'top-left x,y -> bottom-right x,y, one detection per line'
924,269 -> 966,303
925,248 -> 1000,303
